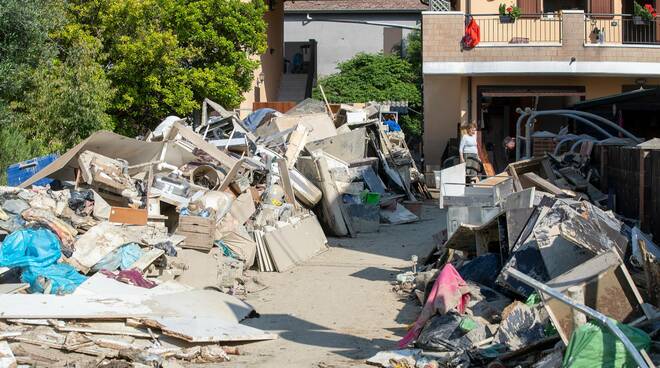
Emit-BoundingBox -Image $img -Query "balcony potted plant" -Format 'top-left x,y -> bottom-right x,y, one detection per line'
499,3 -> 521,23
633,1 -> 656,25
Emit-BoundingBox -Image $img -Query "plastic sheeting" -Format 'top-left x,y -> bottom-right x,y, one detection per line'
562,321 -> 650,368
91,243 -> 143,272
0,228 -> 62,268
0,228 -> 87,294
22,263 -> 87,295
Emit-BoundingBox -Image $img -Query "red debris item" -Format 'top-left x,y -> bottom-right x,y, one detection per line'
398,263 -> 470,348
100,268 -> 157,289
462,18 -> 481,49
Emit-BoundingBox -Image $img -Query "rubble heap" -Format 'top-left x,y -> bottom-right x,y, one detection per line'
375,154 -> 660,368
0,98 -> 426,366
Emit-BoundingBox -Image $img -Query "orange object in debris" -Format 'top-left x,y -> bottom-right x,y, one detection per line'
108,207 -> 148,226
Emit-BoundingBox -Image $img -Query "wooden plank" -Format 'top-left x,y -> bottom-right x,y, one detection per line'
0,294 -> 154,319
129,248 -> 165,272
0,283 -> 29,294
520,172 -> 564,196
139,317 -> 277,343
54,321 -> 152,338
0,341 -> 16,368
109,207 -> 148,226
638,237 -> 659,306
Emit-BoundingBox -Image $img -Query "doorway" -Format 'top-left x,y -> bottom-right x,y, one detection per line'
477,86 -> 585,172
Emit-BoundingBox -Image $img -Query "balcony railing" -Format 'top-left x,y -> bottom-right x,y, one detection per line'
429,0 -> 451,12
472,14 -> 562,45
585,14 -> 660,45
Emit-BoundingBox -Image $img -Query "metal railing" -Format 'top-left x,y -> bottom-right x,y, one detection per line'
472,14 -> 562,44
585,14 -> 660,45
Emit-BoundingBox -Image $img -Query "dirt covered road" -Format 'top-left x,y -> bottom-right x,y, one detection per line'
224,205 -> 444,367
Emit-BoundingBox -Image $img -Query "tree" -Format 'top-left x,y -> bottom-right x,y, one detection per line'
0,0 -> 115,181
313,53 -> 423,137
71,0 -> 268,136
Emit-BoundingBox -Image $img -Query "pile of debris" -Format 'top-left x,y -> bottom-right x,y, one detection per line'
0,98 -> 425,366
371,155 -> 660,368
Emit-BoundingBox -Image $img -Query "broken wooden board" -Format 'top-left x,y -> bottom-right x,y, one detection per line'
263,214 -> 328,272
108,207 -> 148,226
519,172 -> 564,196
541,251 -> 646,344
0,283 -> 29,294
138,317 -> 277,343
0,341 -> 16,368
128,248 -> 165,272
506,156 -> 557,192
0,294 -> 154,319
52,320 -> 152,338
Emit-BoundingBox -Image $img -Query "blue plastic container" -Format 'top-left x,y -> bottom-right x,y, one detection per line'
6,154 -> 59,187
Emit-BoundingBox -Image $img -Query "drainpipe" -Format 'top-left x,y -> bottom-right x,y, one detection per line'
467,77 -> 473,125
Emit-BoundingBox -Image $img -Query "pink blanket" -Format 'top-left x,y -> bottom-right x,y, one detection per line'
398,263 -> 470,347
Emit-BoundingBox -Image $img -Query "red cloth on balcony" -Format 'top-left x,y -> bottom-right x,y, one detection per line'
462,17 -> 480,49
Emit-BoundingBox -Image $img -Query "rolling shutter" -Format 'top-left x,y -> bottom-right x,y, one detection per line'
589,0 -> 614,17
518,0 -> 541,16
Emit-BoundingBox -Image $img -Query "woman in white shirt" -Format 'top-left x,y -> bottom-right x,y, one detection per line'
459,122 -> 482,180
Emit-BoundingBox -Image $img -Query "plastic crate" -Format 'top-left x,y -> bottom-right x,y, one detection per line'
6,154 -> 59,187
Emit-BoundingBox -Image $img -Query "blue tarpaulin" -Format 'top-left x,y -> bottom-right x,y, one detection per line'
0,228 -> 62,268
0,228 -> 86,294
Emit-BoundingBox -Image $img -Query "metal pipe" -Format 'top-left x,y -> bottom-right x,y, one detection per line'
516,109 -> 634,160
570,137 -> 597,153
514,110 -> 532,160
523,111 -> 620,158
506,268 -> 650,368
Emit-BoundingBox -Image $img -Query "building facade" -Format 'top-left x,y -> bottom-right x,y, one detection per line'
284,0 -> 425,77
422,0 -> 660,168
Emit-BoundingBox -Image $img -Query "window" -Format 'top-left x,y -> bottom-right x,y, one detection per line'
543,0 -> 588,13
517,0 -> 610,14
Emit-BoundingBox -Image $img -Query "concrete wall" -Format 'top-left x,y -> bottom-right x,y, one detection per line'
423,75 -> 660,165
284,13 -> 420,76
241,1 -> 284,116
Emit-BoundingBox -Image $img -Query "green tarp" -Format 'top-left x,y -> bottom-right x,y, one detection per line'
562,321 -> 650,368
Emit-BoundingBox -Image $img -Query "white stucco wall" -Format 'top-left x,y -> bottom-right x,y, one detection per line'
284,13 -> 421,77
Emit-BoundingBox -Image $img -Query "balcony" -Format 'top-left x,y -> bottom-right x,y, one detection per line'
472,14 -> 562,45
585,14 -> 660,45
422,10 -> 660,76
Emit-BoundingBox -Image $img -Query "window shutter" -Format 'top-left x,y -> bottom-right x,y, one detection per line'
517,0 -> 540,16
589,0 -> 613,17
